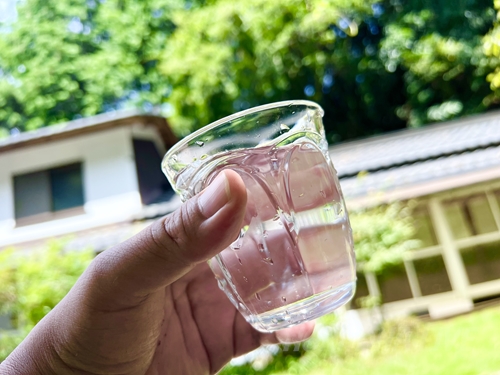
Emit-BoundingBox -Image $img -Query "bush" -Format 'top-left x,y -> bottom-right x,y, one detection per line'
371,316 -> 432,357
221,313 -> 359,374
0,240 -> 93,361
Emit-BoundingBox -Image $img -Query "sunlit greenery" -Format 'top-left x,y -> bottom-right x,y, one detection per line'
0,241 -> 93,361
222,307 -> 500,375
0,0 -> 497,141
350,203 -> 421,274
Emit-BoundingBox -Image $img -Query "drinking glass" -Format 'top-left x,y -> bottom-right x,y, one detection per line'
162,100 -> 356,332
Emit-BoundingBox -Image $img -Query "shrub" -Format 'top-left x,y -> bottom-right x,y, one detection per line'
0,240 -> 93,361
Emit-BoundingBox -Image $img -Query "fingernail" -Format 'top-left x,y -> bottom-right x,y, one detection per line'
198,172 -> 230,218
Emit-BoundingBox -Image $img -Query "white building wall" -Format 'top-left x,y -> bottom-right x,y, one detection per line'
0,126 -> 143,248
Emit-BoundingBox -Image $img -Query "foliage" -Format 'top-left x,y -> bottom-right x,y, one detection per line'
0,240 -> 93,361
0,0 -> 181,133
161,0 -> 378,137
0,0 -> 497,142
220,313 -> 359,375
350,203 -> 421,274
484,0 -> 500,101
370,316 -> 430,356
163,0 -> 495,139
380,0 -> 496,127
223,307 -> 500,375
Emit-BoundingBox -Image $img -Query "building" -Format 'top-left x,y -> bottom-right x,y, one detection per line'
331,110 -> 500,324
2,109 -> 500,329
0,110 -> 180,254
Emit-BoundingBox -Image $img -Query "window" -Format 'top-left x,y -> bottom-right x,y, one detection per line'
443,193 -> 498,239
461,241 -> 500,285
413,206 -> 439,248
413,255 -> 452,296
351,272 -> 370,309
14,163 -> 84,225
377,263 -> 413,303
133,139 -> 174,205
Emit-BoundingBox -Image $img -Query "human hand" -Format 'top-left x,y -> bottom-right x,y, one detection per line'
0,170 -> 314,375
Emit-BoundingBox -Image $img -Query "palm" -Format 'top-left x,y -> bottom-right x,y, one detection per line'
145,263 -> 262,375
2,171 -> 314,375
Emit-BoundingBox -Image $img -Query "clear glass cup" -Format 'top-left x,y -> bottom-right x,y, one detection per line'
162,100 -> 356,332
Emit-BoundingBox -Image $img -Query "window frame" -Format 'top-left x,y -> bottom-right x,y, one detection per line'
13,162 -> 85,227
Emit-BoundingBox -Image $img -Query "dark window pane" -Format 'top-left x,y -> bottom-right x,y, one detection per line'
352,272 -> 370,309
468,195 -> 497,235
443,194 -> 497,239
461,241 -> 500,284
443,201 -> 472,239
413,206 -> 438,248
50,163 -> 84,211
133,139 -> 174,205
14,171 -> 50,218
414,255 -> 452,296
377,263 -> 413,303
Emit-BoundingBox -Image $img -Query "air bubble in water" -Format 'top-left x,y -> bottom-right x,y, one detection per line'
263,230 -> 269,238
333,202 -> 343,216
195,140 -> 204,147
299,193 -> 304,197
270,158 -> 279,171
230,242 -> 241,250
258,243 -> 265,252
255,293 -> 261,300
263,257 -> 274,265
272,318 -> 279,324
282,296 -> 287,302
217,279 -> 225,291
243,276 -> 248,282
280,123 -> 290,132
238,258 -> 242,265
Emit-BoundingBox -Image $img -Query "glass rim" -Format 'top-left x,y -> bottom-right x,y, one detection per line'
165,100 -> 324,158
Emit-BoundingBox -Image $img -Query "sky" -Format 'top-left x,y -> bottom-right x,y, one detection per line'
0,0 -> 17,23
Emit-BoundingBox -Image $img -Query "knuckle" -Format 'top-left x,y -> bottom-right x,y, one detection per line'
150,199 -> 204,264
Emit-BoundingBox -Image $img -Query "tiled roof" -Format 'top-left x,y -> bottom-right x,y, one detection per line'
330,110 -> 500,178
0,108 -> 177,152
329,111 -> 500,200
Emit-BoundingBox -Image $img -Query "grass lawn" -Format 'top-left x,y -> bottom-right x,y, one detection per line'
223,306 -> 500,375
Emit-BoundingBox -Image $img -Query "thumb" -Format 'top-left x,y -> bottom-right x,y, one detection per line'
88,169 -> 247,301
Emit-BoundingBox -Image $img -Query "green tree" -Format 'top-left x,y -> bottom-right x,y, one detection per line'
380,0 -> 496,127
483,0 -> 500,103
0,0 -> 496,142
0,240 -> 93,361
162,0 -> 495,140
0,0 -> 180,134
